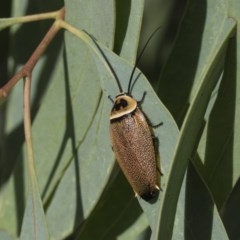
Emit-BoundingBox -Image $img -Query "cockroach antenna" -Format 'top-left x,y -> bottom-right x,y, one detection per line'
84,30 -> 124,93
85,26 -> 161,94
127,26 -> 162,95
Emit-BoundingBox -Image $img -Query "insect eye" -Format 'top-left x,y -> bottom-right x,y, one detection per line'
119,98 -> 128,108
114,98 -> 128,111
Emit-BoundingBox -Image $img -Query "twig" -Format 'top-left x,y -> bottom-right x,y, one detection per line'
0,7 -> 65,99
0,9 -> 62,31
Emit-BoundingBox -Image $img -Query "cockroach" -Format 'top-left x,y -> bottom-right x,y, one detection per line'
108,29 -> 162,201
86,28 -> 162,201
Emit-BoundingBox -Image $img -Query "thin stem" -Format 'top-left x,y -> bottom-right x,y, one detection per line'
0,9 -> 61,31
23,75 -> 35,178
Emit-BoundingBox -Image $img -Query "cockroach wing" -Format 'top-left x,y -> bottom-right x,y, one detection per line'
110,107 -> 159,201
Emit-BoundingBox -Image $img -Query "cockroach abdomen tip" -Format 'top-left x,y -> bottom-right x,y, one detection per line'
141,190 -> 159,202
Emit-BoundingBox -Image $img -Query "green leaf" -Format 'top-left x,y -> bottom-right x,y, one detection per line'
64,0 -> 115,49
114,0 -> 144,63
221,178 -> 240,239
154,6 -> 235,240
0,231 -> 16,240
74,171 -> 145,240
196,34 -> 238,208
43,26 -> 178,238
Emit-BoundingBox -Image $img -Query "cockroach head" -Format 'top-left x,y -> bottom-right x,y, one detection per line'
110,93 -> 137,120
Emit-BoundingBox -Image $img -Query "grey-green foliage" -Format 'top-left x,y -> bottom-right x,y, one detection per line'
0,0 -> 239,239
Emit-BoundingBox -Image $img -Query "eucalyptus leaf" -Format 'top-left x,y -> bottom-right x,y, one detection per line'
153,16 -> 235,240
114,0 -> 144,63
0,231 -> 16,240
44,29 -> 178,238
